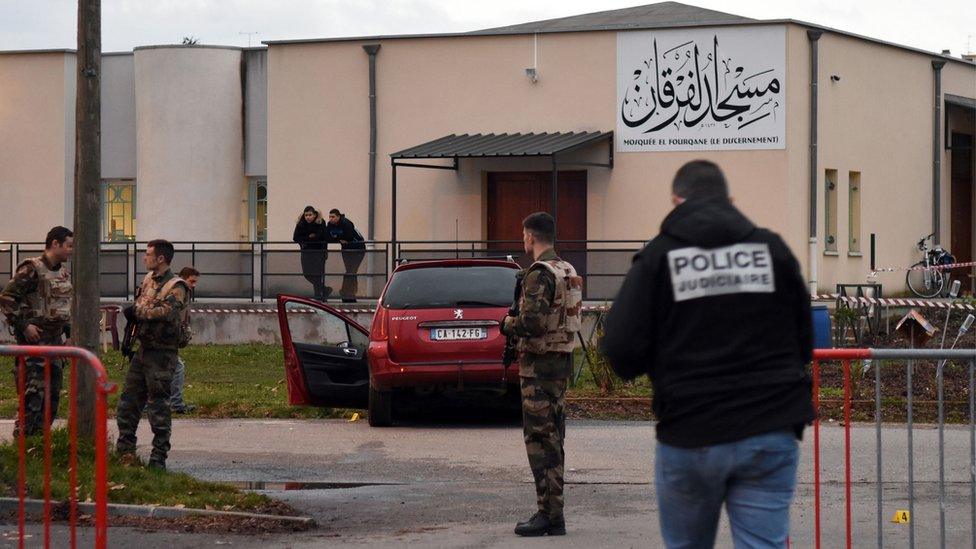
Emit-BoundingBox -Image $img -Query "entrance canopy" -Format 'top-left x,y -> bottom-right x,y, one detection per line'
389,131 -> 613,245
391,131 -> 613,163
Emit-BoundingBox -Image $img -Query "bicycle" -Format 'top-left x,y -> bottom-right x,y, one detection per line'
906,233 -> 955,298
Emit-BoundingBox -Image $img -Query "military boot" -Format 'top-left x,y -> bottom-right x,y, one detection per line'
147,458 -> 166,471
514,511 -> 566,536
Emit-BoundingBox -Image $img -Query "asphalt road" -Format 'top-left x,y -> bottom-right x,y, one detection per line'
2,418 -> 975,547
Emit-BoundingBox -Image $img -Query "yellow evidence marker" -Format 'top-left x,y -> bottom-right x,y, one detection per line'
891,510 -> 910,524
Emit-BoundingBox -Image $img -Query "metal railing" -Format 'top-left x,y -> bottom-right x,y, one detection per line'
811,348 -> 976,549
1,239 -> 645,302
4,345 -> 117,549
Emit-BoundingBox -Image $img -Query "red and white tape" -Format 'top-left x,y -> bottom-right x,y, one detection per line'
870,260 -> 976,275
812,294 -> 976,311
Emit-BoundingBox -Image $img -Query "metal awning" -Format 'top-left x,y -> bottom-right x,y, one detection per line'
388,132 -> 613,247
391,131 -> 613,160
946,94 -> 976,110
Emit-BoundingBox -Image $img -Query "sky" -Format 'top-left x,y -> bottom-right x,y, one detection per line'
0,0 -> 974,58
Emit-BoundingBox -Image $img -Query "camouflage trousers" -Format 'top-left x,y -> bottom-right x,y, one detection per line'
521,376 -> 568,520
11,334 -> 64,437
115,347 -> 177,463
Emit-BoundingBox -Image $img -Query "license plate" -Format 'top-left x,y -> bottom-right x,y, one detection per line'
430,327 -> 487,341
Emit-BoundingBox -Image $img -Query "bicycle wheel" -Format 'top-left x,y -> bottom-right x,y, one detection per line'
906,262 -> 945,298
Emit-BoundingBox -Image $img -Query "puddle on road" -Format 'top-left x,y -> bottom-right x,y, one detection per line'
228,481 -> 397,491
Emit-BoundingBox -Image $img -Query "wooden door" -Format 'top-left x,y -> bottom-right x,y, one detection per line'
486,170 -> 587,273
951,133 -> 974,290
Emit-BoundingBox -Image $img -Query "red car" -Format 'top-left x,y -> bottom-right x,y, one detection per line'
277,259 -> 521,426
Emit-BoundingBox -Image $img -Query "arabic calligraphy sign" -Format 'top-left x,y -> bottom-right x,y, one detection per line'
617,25 -> 786,152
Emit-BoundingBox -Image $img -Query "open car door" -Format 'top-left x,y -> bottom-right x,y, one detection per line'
276,295 -> 370,409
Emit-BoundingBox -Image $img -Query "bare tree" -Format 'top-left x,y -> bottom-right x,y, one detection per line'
181,36 -> 199,45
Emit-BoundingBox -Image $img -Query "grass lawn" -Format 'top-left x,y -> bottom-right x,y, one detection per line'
0,344 -> 349,420
0,429 -> 278,512
0,343 -> 649,420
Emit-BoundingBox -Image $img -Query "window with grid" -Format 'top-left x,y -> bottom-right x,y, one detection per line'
102,180 -> 136,242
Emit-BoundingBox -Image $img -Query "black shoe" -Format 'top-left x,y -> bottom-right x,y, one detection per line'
322,286 -> 334,300
147,459 -> 166,471
514,512 -> 565,537
341,298 -> 357,303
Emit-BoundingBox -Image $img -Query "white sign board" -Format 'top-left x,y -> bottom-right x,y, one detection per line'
617,25 -> 786,152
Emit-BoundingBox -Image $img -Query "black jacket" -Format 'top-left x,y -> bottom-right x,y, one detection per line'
293,218 -> 328,250
326,216 -> 366,250
601,197 -> 814,448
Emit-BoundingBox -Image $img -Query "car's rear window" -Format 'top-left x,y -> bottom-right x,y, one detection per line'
383,266 -> 517,309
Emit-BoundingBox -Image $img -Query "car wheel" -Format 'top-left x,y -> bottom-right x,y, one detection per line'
368,386 -> 393,427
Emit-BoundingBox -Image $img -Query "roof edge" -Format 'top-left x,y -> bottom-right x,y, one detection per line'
133,44 -> 244,52
0,48 -> 76,56
262,18 -> 975,68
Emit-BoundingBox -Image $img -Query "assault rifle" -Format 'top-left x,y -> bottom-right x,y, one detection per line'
502,271 -> 525,368
120,306 -> 138,361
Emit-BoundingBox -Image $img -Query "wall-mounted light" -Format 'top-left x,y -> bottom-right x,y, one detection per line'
830,74 -> 841,82
525,67 -> 538,83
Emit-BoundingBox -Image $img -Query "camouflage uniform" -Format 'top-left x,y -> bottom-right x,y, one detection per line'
0,256 -> 72,437
503,248 -> 583,521
115,269 -> 189,465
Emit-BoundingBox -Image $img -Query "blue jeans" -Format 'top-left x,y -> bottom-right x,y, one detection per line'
170,356 -> 187,410
655,430 -> 799,549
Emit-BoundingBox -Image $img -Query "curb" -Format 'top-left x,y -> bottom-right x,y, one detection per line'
0,498 -> 316,527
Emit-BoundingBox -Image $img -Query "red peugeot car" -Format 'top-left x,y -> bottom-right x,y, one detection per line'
277,259 -> 521,426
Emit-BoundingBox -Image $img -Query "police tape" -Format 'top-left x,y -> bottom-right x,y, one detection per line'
188,307 -> 375,314
187,299 -> 973,315
811,294 -> 976,310
869,260 -> 976,275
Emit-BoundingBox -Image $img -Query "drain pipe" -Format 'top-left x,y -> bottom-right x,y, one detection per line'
807,30 -> 823,294
363,44 -> 381,239
932,59 -> 946,244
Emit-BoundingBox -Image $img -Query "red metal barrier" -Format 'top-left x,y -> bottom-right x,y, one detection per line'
3,345 -> 117,549
811,349 -> 868,549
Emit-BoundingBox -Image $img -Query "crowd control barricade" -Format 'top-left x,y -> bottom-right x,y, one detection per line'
2,345 -> 117,549
810,348 -> 976,549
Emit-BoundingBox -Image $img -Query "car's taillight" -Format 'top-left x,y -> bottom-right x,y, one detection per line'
372,305 -> 389,341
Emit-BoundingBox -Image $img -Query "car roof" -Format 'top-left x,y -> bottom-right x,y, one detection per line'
392,258 -> 520,273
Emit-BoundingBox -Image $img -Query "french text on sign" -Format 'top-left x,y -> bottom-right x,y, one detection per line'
667,243 -> 775,302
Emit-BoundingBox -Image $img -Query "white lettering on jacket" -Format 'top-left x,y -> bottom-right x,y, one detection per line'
667,243 -> 775,302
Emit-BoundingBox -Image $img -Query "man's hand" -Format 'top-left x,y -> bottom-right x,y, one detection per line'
23,324 -> 40,344
501,316 -> 515,336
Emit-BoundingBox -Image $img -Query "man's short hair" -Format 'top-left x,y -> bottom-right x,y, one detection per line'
522,212 -> 555,244
45,226 -> 73,249
672,160 -> 729,201
179,266 -> 200,279
147,239 -> 175,264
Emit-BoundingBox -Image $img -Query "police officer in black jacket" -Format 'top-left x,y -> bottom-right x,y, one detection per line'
601,160 -> 814,549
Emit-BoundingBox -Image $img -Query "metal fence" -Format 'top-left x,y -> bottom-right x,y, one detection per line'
4,344 -> 116,549
394,239 -> 644,301
811,348 -> 976,549
0,239 -> 644,302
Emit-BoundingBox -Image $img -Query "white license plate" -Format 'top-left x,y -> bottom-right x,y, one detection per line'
430,327 -> 487,341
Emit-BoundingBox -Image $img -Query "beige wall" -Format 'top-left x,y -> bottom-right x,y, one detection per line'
134,46 -> 245,242
792,31 -> 976,293
0,52 -> 73,242
101,53 -> 137,179
267,29 -> 793,250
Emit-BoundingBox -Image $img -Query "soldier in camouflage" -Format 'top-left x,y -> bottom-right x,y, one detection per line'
0,226 -> 74,437
115,239 -> 190,470
502,212 -> 583,537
